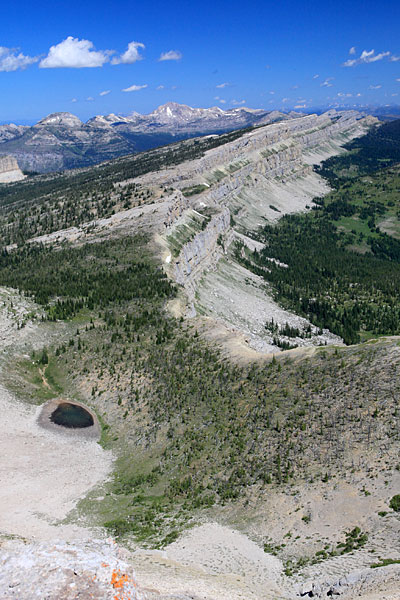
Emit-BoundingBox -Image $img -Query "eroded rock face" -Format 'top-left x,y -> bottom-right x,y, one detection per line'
173,208 -> 232,299
0,539 -> 144,600
157,110 -> 374,298
0,155 -> 25,183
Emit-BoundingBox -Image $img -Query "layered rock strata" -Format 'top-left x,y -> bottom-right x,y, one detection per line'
171,208 -> 232,299
0,155 -> 25,183
158,110 -> 373,296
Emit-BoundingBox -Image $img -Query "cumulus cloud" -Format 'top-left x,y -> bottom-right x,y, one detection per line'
368,84 -> 382,89
40,36 -> 111,68
231,99 -> 245,105
0,46 -> 38,72
99,90 -> 110,96
214,96 -> 226,104
313,74 -> 319,79
158,50 -> 182,61
390,55 -> 400,62
111,41 -> 144,65
349,46 -> 356,55
216,82 -> 230,88
122,84 -> 148,92
343,49 -> 391,67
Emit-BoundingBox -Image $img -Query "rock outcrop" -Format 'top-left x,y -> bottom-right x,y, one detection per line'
172,207 -> 232,298
0,539 -> 144,600
155,110 -> 374,295
0,155 -> 25,183
156,109 -> 375,344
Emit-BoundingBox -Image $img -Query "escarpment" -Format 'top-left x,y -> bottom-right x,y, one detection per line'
158,110 -> 374,301
168,208 -> 232,299
0,155 -> 25,183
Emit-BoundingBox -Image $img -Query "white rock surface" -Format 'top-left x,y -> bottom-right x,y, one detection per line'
0,155 -> 25,182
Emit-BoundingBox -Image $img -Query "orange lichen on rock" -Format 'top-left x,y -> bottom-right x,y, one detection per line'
111,569 -> 129,589
110,568 -> 137,600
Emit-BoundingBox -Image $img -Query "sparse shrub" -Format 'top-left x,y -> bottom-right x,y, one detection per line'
389,494 -> 400,512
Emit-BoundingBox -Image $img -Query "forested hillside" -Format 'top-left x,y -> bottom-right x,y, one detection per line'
240,120 -> 400,345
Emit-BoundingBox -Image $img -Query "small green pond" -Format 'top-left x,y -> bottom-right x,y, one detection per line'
50,402 -> 94,429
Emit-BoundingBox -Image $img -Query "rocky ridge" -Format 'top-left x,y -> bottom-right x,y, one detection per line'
152,110 -> 371,278
11,108 -> 373,351
0,103 -> 297,173
151,109 -> 375,350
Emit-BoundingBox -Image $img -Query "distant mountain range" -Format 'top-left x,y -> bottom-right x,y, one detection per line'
0,103 -> 300,173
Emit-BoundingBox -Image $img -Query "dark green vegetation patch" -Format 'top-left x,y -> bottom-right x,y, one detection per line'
238,123 -> 400,345
315,119 -> 400,184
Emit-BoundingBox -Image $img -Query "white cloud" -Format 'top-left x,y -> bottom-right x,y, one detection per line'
269,90 -> 275,94
216,82 -> 230,88
231,99 -> 245,105
321,77 -> 334,87
294,104 -> 306,108
369,84 -> 382,89
390,55 -> 400,62
313,74 -> 319,79
99,90 -> 110,96
0,46 -> 38,72
156,85 -> 165,90
71,98 -> 77,103
122,84 -> 148,92
214,96 -> 226,104
111,41 -> 144,65
397,78 -> 400,82
158,50 -> 182,61
281,97 -> 289,103
392,93 -> 398,96
87,96 -> 94,101
343,49 -> 390,67
40,36 -> 110,68
337,92 -> 353,97
349,46 -> 356,55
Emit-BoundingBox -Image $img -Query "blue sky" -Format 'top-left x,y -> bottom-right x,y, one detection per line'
1,0 -> 399,124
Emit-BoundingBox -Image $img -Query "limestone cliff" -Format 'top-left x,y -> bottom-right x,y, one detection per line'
155,110 -> 374,298
170,208 -> 232,298
0,155 -> 25,183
